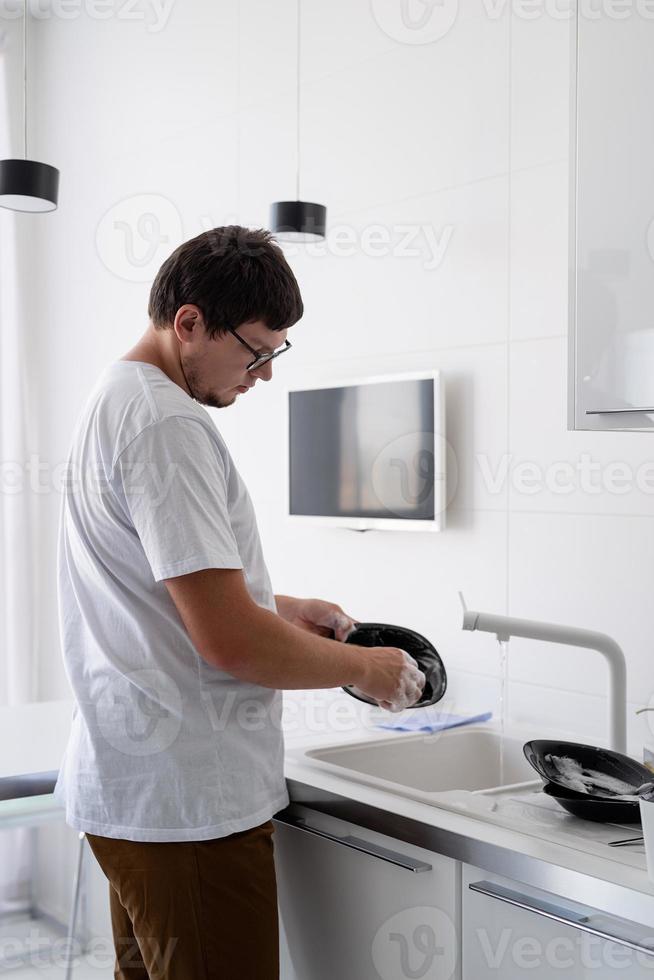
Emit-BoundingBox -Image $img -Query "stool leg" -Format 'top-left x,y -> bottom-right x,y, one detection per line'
64,832 -> 86,980
27,826 -> 38,918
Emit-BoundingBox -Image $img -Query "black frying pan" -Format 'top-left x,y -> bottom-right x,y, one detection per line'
542,782 -> 642,823
524,740 -> 652,799
340,622 -> 447,709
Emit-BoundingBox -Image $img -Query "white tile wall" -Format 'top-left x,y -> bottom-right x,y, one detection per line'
6,5 -> 654,973
281,176 -> 510,357
509,162 -> 569,340
509,9 -> 571,170
21,2 -> 654,761
301,14 -> 510,215
510,337 -> 654,518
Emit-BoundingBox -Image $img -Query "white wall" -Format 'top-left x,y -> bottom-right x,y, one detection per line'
7,0 -> 654,758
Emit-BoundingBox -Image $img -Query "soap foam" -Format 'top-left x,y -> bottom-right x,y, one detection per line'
544,754 -> 640,799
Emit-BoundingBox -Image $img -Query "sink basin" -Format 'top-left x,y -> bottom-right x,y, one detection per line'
302,726 -> 537,797
291,726 -> 650,867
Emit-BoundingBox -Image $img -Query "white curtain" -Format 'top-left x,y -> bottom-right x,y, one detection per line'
0,213 -> 37,708
0,23 -> 38,918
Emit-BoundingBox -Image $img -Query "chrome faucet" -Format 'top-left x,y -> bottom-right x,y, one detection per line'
459,594 -> 628,754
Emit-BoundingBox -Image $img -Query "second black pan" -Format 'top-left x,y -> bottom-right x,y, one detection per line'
542,782 -> 642,823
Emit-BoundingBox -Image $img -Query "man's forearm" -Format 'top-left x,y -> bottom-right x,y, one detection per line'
165,570 -> 365,690
222,603 -> 366,690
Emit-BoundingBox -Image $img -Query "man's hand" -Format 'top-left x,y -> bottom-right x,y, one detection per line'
274,595 -> 357,642
354,648 -> 426,712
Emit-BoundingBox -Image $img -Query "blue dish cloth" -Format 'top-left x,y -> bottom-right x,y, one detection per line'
375,709 -> 493,733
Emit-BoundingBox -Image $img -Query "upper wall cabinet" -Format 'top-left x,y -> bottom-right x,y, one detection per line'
569,5 -> 654,430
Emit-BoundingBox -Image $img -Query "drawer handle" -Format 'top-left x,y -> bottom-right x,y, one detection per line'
469,881 -> 654,957
586,407 -> 654,415
275,814 -> 432,873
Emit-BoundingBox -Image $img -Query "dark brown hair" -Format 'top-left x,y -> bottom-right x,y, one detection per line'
148,226 -> 303,338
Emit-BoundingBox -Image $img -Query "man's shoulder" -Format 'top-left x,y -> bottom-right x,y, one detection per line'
87,361 -> 219,464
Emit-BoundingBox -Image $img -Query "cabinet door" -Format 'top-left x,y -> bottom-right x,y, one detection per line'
572,7 -> 654,430
463,865 -> 654,978
273,807 -> 460,980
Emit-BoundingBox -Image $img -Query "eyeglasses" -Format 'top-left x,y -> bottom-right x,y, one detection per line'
226,327 -> 292,372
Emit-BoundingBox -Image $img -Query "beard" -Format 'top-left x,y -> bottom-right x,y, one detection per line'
181,356 -> 236,409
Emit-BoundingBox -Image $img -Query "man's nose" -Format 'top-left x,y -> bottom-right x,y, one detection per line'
251,360 -> 274,382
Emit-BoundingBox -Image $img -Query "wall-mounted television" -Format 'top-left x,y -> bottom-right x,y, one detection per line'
286,370 -> 445,532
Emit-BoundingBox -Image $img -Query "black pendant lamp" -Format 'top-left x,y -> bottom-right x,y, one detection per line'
270,0 -> 326,242
0,6 -> 59,213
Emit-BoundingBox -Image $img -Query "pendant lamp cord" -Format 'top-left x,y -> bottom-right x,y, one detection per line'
23,0 -> 27,158
296,0 -> 300,200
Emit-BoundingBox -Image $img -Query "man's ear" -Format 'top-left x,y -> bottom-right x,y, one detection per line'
174,304 -> 204,340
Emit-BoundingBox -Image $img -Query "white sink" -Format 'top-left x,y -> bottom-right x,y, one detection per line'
289,725 -> 651,871
301,726 -> 537,799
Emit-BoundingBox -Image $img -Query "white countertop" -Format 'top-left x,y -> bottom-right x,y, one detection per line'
282,701 -> 654,905
0,699 -> 72,780
4,695 -> 654,908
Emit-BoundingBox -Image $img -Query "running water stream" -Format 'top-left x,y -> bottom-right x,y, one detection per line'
498,639 -> 509,786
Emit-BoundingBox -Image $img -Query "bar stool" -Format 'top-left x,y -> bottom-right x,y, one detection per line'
0,772 -> 88,978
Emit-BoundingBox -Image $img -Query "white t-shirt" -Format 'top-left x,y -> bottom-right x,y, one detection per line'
53,360 -> 289,842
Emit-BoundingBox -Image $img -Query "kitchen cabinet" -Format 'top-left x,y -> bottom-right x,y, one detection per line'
462,864 -> 654,978
274,806 -> 460,980
569,8 -> 654,430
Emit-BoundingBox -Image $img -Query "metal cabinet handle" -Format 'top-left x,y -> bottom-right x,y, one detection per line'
469,881 -> 654,957
274,813 -> 432,873
586,407 -> 654,415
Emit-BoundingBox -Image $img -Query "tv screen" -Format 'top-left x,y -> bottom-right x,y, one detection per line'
288,374 -> 443,529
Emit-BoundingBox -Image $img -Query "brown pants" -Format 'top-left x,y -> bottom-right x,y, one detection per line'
85,820 -> 279,980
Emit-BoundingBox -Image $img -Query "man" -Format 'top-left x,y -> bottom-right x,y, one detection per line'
54,226 -> 425,979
